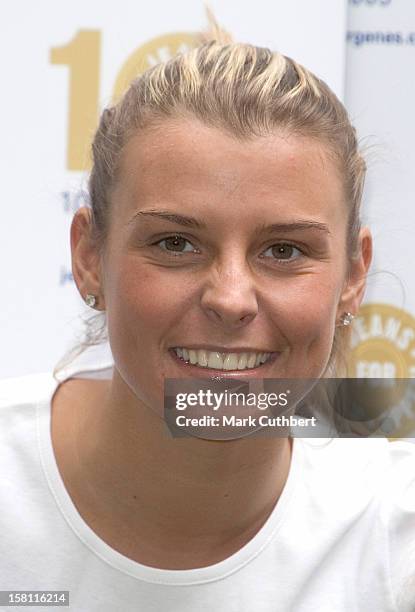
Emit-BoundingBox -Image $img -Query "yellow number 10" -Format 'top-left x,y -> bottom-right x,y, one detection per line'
51,30 -> 196,171
50,31 -> 100,171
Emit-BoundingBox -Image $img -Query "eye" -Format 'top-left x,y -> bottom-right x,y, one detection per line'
260,243 -> 303,263
154,235 -> 198,253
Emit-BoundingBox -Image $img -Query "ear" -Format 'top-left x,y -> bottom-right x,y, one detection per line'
71,207 -> 105,310
336,227 -> 373,320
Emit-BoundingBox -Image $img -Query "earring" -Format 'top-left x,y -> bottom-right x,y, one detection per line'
85,293 -> 97,308
340,312 -> 355,326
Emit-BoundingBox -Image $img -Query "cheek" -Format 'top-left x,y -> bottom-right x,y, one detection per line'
103,258 -> 192,410
267,275 -> 340,346
104,258 -> 195,348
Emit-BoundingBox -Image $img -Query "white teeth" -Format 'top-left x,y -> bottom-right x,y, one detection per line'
238,353 -> 248,370
208,352 -> 224,369
223,354 -> 239,370
173,348 -> 272,371
197,349 -> 208,367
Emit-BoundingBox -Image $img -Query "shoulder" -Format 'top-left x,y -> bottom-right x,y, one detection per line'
300,437 -> 415,504
379,440 -> 415,612
0,372 -> 56,410
299,437 -> 403,487
300,436 -> 415,471
300,438 -> 415,611
0,373 -> 57,446
0,373 -> 110,429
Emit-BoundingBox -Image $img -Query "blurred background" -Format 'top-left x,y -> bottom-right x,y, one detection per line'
1,0 -> 414,436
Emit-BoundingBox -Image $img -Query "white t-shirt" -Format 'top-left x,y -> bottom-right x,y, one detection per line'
0,357 -> 414,611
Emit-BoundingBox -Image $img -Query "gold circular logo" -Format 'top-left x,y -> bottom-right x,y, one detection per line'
347,304 -> 415,439
113,32 -> 198,102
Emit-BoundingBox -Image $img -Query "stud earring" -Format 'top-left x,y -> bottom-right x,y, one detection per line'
340,312 -> 355,326
85,293 -> 97,308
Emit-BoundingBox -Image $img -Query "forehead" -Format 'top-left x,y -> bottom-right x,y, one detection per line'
113,117 -> 345,226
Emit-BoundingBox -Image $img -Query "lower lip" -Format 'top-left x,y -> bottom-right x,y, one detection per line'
168,349 -> 280,378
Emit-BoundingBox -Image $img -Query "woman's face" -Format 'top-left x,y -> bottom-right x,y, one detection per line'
76,117 -> 370,411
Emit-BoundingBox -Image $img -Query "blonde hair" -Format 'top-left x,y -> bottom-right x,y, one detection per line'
54,12 -> 366,379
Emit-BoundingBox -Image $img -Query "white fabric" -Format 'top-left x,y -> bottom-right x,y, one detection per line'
0,354 -> 414,611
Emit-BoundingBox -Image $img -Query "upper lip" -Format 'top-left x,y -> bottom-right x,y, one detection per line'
171,345 -> 276,353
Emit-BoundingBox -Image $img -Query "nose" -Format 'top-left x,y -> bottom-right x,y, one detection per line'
200,257 -> 259,330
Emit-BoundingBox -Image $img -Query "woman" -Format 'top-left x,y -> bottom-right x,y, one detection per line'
1,19 -> 414,612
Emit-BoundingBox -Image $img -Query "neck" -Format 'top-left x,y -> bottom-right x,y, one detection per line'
55,370 -> 293,568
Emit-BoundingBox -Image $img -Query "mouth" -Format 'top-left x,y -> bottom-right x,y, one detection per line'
170,346 -> 279,375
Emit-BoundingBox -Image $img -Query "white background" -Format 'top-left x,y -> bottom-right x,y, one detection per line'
0,0 -> 347,378
3,1 -> 415,380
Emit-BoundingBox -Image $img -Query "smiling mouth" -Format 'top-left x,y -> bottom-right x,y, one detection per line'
171,347 -> 275,371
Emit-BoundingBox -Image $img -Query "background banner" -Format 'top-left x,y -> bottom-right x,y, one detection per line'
0,0 -> 347,378
3,0 -> 414,408
345,0 -> 415,397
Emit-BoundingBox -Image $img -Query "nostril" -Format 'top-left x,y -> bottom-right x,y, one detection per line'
204,308 -> 257,328
239,313 -> 255,324
206,308 -> 222,322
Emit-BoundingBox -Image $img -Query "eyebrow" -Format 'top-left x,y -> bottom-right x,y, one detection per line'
260,221 -> 331,235
128,210 -> 331,235
128,210 -> 206,229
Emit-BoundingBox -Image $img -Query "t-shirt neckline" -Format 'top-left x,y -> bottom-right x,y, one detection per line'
37,370 -> 302,586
